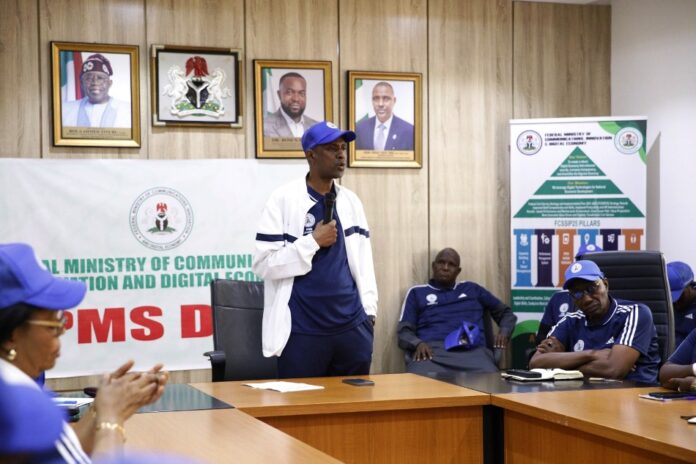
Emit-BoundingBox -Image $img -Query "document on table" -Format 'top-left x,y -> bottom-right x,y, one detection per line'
243,381 -> 324,392
52,397 -> 94,408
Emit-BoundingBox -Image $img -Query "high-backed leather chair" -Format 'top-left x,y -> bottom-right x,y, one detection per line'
578,250 -> 675,362
204,279 -> 277,381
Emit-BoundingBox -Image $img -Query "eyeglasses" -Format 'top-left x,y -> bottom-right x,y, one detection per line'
81,74 -> 109,84
26,316 -> 67,336
569,281 -> 602,300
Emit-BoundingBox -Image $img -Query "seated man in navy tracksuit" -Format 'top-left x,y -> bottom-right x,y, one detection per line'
398,248 -> 516,374
531,260 -> 661,383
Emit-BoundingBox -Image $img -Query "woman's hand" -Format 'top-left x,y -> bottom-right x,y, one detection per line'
94,360 -> 169,424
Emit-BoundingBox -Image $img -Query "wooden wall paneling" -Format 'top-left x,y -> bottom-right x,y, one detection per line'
513,2 -> 611,119
244,0 -> 339,158
0,0 -> 40,157
39,0 -> 147,158
340,0 -> 429,374
146,0 -> 246,159
429,0 -> 513,300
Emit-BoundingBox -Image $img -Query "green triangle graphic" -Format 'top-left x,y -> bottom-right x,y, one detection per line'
551,147 -> 606,177
515,145 -> 644,218
534,179 -> 622,196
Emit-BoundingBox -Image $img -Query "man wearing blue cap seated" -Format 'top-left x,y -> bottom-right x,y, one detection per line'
666,261 -> 696,347
659,327 -> 696,392
530,260 -> 661,383
534,243 -> 603,345
253,121 -> 378,378
397,248 -> 516,374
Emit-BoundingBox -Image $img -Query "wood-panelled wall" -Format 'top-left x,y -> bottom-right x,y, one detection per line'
0,0 -> 610,390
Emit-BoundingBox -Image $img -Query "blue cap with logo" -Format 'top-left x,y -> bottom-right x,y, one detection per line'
444,321 -> 481,351
667,261 -> 694,303
563,260 -> 604,289
0,378 -> 65,454
301,121 -> 356,152
0,243 -> 86,310
575,243 -> 603,259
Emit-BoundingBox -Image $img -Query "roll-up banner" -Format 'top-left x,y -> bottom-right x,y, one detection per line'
509,117 -> 647,358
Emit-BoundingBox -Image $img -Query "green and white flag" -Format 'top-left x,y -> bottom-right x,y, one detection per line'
60,51 -> 82,101
262,68 -> 277,115
354,79 -> 370,123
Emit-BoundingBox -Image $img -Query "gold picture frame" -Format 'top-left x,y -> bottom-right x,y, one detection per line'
254,60 -> 333,158
348,71 -> 422,168
151,45 -> 243,128
51,42 -> 140,147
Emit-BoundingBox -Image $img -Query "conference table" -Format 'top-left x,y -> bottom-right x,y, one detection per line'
118,372 -> 696,463
191,373 -> 490,463
125,408 -> 340,463
424,371 -> 696,463
493,386 -> 696,464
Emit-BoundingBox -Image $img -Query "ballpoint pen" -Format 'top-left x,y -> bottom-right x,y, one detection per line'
588,377 -> 623,382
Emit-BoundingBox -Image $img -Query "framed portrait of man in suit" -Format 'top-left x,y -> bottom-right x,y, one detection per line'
51,42 -> 140,148
254,60 -> 333,158
348,71 -> 422,168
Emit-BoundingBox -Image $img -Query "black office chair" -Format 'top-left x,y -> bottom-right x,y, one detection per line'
578,250 -> 675,362
203,279 -> 278,382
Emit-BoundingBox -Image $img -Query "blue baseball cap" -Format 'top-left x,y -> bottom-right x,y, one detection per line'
301,121 -> 356,152
444,321 -> 481,351
575,243 -> 603,259
667,261 -> 694,303
563,260 -> 604,289
0,378 -> 65,454
0,243 -> 86,310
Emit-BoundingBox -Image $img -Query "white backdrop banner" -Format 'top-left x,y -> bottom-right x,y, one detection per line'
0,159 -> 307,377
509,116 -> 647,324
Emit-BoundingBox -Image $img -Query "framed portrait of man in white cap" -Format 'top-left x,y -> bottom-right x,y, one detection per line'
51,42 -> 140,148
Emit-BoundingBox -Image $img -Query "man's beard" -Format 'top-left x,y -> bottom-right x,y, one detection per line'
281,103 -> 305,120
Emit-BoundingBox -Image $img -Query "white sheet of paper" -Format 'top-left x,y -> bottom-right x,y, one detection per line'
243,381 -> 324,392
52,397 -> 94,408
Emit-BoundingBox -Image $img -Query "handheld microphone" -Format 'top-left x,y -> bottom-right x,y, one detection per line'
324,192 -> 336,223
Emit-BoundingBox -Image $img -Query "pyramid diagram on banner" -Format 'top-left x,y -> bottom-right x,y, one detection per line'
550,148 -> 606,177
515,147 -> 644,218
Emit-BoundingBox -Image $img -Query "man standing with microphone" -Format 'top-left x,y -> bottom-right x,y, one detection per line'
253,121 -> 378,378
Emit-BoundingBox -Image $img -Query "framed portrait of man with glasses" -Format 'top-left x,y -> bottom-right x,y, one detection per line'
51,42 -> 140,148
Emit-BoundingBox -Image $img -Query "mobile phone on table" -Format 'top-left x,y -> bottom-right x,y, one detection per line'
342,378 -> 375,386
505,369 -> 542,379
647,391 -> 696,399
